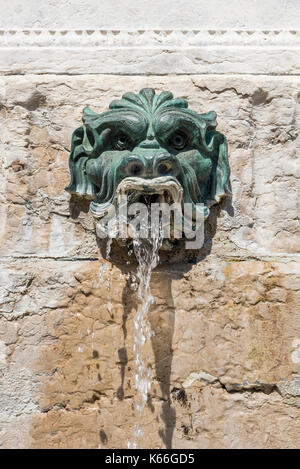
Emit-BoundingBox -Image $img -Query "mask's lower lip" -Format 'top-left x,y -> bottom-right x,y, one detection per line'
116,176 -> 183,205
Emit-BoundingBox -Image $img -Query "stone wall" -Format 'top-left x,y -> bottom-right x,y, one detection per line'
0,1 -> 299,449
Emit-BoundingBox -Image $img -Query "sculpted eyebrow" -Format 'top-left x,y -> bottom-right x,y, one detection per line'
154,111 -> 199,138
85,108 -> 147,135
103,114 -> 147,138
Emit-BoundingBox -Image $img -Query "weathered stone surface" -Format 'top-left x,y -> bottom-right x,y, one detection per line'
0,257 -> 299,448
0,74 -> 299,448
2,0 -> 299,30
0,75 -> 299,259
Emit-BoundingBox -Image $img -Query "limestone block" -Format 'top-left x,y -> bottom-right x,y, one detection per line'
0,71 -> 299,448
0,257 -> 299,448
2,1 -> 299,31
0,75 -> 299,259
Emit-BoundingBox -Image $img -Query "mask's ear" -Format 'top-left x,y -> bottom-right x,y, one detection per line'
206,130 -> 231,206
189,111 -> 231,207
65,107 -> 100,198
189,110 -> 231,206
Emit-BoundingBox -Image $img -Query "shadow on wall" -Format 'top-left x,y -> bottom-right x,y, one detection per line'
118,270 -> 177,448
149,275 -> 176,449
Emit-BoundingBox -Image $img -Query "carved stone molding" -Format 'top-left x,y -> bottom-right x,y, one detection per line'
1,29 -> 300,47
0,29 -> 299,75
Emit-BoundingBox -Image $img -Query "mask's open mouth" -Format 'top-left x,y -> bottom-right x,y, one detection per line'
93,175 -> 204,249
91,175 -> 200,247
115,176 -> 184,246
116,176 -> 183,206
90,176 -> 183,219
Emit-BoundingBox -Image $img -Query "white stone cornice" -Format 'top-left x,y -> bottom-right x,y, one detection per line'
0,29 -> 299,74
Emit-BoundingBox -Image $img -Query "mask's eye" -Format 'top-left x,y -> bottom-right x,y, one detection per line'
114,132 -> 131,150
168,131 -> 187,150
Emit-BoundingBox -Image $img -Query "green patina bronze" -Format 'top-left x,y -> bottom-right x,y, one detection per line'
66,88 -> 231,240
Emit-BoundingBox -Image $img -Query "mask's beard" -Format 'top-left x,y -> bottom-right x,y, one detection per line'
177,158 -> 211,219
89,164 -> 118,218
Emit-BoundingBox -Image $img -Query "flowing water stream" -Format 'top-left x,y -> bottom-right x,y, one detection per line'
98,212 -> 163,448
128,226 -> 163,448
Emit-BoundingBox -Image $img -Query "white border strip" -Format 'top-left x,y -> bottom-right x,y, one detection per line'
1,29 -> 299,75
1,29 -> 300,47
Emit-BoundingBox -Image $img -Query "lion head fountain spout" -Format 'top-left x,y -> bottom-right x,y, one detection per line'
66,88 -> 231,248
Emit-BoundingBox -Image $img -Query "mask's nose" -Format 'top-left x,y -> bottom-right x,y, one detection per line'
138,122 -> 160,149
121,152 -> 180,179
138,138 -> 160,149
